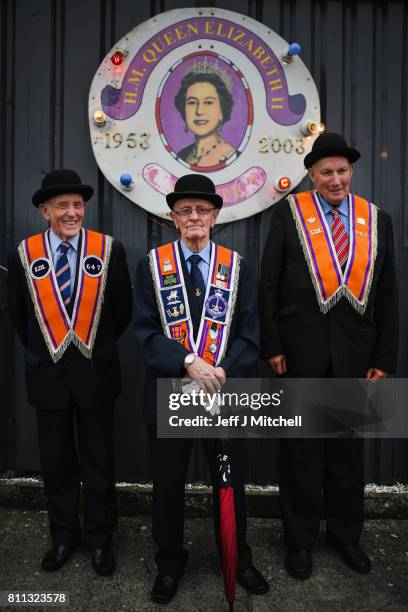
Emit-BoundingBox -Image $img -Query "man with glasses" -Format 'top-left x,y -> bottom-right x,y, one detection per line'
7,169 -> 132,576
133,174 -> 269,604
260,132 -> 398,578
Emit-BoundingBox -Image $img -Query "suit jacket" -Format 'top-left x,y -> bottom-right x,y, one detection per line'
7,231 -> 132,409
133,242 -> 259,423
259,197 -> 398,377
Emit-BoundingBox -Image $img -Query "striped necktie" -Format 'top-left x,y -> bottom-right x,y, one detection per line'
330,208 -> 349,270
55,242 -> 71,305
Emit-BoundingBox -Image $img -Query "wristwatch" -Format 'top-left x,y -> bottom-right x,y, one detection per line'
184,353 -> 196,369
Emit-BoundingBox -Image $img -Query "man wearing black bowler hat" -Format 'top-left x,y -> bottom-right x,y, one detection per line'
260,133 -> 398,578
7,169 -> 132,575
133,174 -> 269,604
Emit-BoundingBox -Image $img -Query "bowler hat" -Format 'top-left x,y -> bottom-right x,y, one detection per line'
166,174 -> 223,210
304,132 -> 360,169
32,169 -> 94,207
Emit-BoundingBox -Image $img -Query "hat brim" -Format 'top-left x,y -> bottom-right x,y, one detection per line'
32,184 -> 94,207
166,191 -> 223,210
304,146 -> 360,169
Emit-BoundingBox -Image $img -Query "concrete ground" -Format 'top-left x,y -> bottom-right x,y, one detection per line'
0,509 -> 407,611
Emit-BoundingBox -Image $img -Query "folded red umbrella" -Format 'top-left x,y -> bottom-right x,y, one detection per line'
217,438 -> 238,612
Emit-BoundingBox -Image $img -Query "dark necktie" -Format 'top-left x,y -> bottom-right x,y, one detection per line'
55,242 -> 71,305
189,254 -> 205,309
330,208 -> 349,270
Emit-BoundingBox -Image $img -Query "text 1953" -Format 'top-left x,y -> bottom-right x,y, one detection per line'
104,132 -> 151,149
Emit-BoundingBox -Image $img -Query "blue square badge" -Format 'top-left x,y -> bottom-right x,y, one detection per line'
205,286 -> 230,323
161,286 -> 187,324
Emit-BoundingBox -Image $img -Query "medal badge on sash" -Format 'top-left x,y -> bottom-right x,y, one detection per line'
19,228 -> 112,362
288,192 -> 377,314
149,241 -> 240,366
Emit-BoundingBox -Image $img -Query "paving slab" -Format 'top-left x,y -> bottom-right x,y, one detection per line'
0,509 -> 407,611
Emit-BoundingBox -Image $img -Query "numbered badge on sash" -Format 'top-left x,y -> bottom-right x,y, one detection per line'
29,257 -> 51,280
82,255 -> 104,277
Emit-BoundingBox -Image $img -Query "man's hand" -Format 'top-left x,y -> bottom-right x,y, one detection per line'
266,354 -> 287,376
366,368 -> 388,382
186,356 -> 221,394
214,367 -> 227,386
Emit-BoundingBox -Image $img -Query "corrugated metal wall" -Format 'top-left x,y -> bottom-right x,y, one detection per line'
1,0 -> 407,483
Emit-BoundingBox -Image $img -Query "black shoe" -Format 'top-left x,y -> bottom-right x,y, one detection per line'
285,548 -> 312,580
327,539 -> 371,573
151,574 -> 178,605
41,543 -> 78,572
237,565 -> 269,595
91,546 -> 116,576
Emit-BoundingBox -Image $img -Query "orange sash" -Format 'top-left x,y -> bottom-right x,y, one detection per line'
288,192 -> 377,313
150,241 -> 240,366
19,228 -> 112,361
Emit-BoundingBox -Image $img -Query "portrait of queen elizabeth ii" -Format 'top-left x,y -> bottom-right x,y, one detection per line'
174,60 -> 237,168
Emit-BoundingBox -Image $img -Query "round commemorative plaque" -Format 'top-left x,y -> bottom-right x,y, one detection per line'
89,8 -> 321,223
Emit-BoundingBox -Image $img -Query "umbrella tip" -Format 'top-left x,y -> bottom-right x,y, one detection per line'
229,603 -> 234,612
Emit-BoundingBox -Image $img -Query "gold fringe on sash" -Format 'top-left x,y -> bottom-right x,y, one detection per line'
149,249 -> 170,334
288,196 -> 343,314
216,254 -> 241,364
18,241 -> 72,363
288,195 -> 378,315
72,235 -> 113,358
149,241 -> 241,367
19,231 -> 112,362
343,205 -> 378,315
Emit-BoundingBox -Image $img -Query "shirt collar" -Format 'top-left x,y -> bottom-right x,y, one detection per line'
179,239 -> 211,264
318,193 -> 349,217
49,228 -> 80,254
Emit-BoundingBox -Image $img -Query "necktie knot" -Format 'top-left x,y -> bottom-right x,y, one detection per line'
330,207 -> 340,219
189,254 -> 202,266
58,241 -> 70,255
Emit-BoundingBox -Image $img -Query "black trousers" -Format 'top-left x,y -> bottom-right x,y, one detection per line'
35,397 -> 116,548
148,427 -> 253,579
279,437 -> 364,550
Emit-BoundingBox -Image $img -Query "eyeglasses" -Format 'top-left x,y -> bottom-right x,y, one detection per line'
173,206 -> 216,217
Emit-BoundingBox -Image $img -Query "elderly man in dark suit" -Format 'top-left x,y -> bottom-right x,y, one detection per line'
133,174 -> 269,605
7,169 -> 132,576
260,132 -> 398,579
